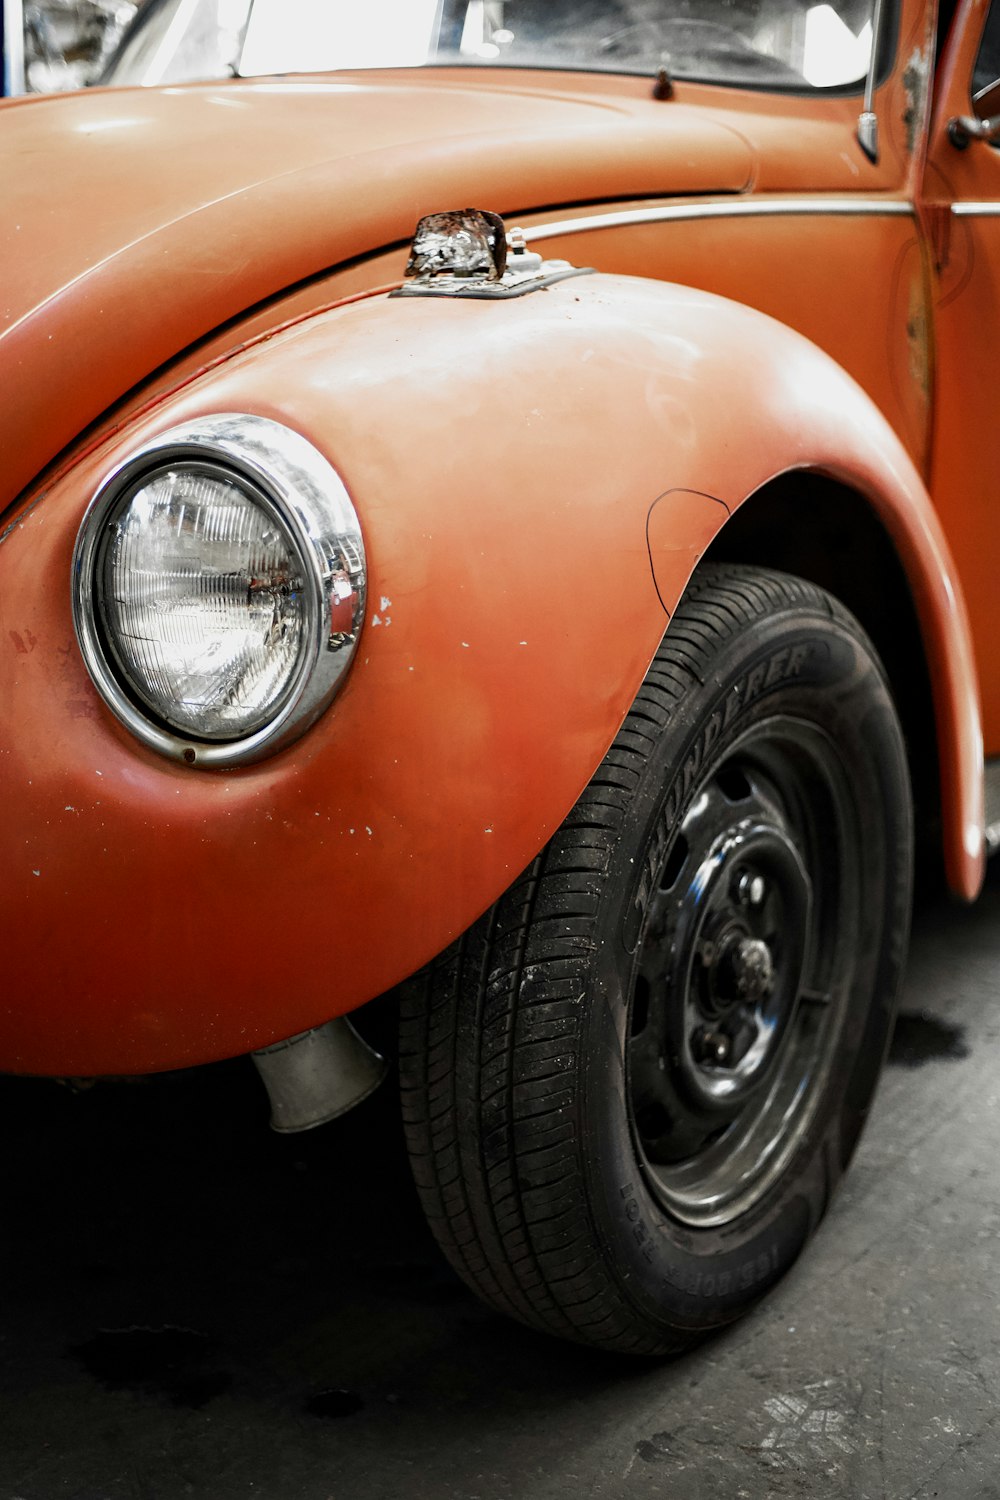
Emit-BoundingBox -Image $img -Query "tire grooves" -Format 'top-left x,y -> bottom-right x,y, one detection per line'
456,891 -> 547,1324
477,859 -> 582,1334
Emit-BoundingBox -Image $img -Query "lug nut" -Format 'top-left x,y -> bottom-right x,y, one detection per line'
694,1028 -> 731,1065
735,871 -> 766,908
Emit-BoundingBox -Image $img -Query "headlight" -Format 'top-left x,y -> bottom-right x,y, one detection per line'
72,414 -> 365,767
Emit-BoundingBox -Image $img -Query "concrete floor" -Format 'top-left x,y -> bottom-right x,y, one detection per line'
2,866 -> 1000,1499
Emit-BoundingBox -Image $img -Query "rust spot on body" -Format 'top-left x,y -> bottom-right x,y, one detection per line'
902,45 -> 931,154
906,273 -> 931,402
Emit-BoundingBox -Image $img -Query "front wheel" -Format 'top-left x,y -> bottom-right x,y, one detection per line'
399,565 -> 912,1354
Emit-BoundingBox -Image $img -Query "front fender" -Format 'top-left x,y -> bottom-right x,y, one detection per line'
0,273 -> 980,1074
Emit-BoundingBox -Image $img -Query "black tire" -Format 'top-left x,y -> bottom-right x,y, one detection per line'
398,564 -> 913,1354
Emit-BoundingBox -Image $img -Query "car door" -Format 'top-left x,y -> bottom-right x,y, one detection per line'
923,0 -> 1000,754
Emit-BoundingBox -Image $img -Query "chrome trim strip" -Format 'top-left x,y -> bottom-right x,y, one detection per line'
522,198 -> 914,243
952,202 -> 1000,216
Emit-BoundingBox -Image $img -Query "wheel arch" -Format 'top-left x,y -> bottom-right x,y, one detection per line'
705,470 -> 980,900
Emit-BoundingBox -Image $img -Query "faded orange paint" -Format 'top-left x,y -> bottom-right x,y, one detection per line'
1,0 -> 994,1074
0,276 -> 981,1073
922,0 -> 1000,750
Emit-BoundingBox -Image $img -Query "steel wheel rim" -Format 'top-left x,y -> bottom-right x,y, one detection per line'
626,715 -> 858,1229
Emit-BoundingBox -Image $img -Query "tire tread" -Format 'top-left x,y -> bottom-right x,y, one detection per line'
397,563 -> 908,1353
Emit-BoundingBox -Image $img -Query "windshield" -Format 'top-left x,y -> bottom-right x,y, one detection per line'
104,0 -> 877,92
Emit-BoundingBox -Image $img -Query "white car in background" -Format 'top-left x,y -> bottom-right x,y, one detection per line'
2,0 -> 139,93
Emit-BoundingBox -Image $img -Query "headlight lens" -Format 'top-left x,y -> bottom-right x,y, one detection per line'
73,415 -> 365,766
102,463 -> 307,739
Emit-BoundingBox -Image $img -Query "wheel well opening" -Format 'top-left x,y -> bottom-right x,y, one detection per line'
705,472 -> 941,880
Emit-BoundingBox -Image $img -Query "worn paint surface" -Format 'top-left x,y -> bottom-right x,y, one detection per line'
0,274 -> 982,1073
2,0 -> 997,1073
902,44 -> 932,154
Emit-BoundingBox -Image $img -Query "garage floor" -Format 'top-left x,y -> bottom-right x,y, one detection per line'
2,865 -> 999,1500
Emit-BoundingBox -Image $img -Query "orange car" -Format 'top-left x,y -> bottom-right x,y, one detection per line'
2,0 -> 997,1355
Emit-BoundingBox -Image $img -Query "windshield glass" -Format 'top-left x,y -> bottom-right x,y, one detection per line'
105,0 -> 877,92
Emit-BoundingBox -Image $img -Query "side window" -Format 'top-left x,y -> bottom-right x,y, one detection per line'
973,0 -> 1000,102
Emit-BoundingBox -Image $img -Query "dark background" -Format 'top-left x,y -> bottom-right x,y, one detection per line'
1,867 -> 998,1500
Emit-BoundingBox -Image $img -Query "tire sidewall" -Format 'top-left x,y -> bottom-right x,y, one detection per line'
580,604 -> 911,1338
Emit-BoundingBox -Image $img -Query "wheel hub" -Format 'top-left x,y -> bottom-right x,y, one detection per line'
625,737 -> 840,1227
714,934 -> 775,1007
672,820 -> 811,1109
690,930 -> 777,1071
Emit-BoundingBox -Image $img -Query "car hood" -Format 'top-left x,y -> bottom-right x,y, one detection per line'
1,72 -> 752,504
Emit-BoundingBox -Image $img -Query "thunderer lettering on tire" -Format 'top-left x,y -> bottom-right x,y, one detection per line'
398,564 -> 913,1355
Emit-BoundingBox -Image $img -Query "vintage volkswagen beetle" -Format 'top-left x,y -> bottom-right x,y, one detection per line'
2,0 -> 997,1354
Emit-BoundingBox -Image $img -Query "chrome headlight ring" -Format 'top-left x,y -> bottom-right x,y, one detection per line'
72,414 -> 366,768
